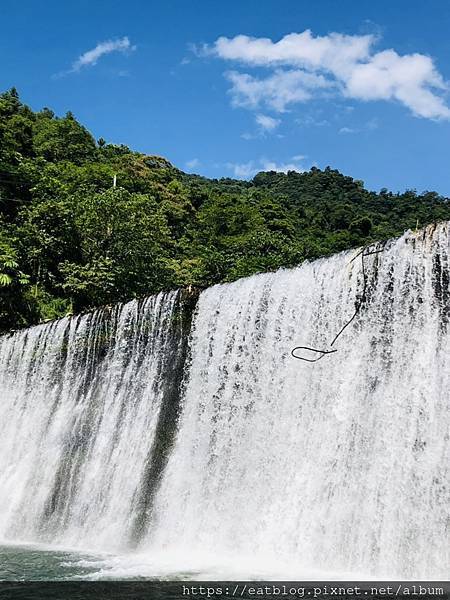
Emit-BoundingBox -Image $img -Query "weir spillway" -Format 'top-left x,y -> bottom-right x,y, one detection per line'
0,222 -> 448,579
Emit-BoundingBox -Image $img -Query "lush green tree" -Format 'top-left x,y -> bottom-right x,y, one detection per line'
59,188 -> 175,309
33,110 -> 96,164
0,88 -> 449,333
0,225 -> 35,330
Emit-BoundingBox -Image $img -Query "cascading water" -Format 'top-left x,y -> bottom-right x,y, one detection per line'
146,222 -> 449,579
0,290 -> 193,551
0,223 -> 448,580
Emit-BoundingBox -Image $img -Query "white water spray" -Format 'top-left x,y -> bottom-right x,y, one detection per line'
0,292 -> 183,550
147,223 -> 449,579
0,224 -> 448,579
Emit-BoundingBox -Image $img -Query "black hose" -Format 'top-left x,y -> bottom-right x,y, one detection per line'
291,242 -> 385,362
290,346 -> 338,362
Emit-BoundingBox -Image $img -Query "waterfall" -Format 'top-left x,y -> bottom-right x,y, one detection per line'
0,223 -> 448,579
0,291 -> 193,550
146,223 -> 449,579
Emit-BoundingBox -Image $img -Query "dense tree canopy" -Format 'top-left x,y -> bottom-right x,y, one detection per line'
1,88 -> 449,332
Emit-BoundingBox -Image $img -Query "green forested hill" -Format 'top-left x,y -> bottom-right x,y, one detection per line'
1,87 -> 449,332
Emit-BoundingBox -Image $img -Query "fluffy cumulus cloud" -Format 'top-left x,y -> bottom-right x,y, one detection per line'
227,69 -> 331,112
206,30 -> 449,119
227,155 -> 306,179
71,37 -> 136,72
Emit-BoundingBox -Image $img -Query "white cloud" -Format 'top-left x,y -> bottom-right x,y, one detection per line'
226,161 -> 258,178
213,31 -> 374,74
255,113 -> 281,131
227,155 -> 306,179
226,69 -> 331,112
241,114 -> 281,140
206,30 -> 450,120
343,49 -> 449,119
186,158 -> 201,169
262,160 -> 305,173
71,37 -> 136,72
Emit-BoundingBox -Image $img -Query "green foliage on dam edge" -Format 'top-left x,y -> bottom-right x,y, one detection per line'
1,87 -> 449,333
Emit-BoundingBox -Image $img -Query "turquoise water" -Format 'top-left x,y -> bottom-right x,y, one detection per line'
0,543 -> 248,581
0,543 -> 373,582
0,545 -> 192,599
0,544 -> 107,581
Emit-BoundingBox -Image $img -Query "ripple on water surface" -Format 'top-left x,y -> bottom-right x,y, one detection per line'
0,544 -> 106,581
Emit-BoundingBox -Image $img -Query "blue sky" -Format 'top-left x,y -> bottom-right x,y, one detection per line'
1,0 -> 450,195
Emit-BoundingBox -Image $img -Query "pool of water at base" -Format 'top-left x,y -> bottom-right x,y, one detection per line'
0,542 -> 383,583
0,544 -> 112,581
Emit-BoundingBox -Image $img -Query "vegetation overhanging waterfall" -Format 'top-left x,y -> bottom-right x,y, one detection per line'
0,222 -> 448,579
